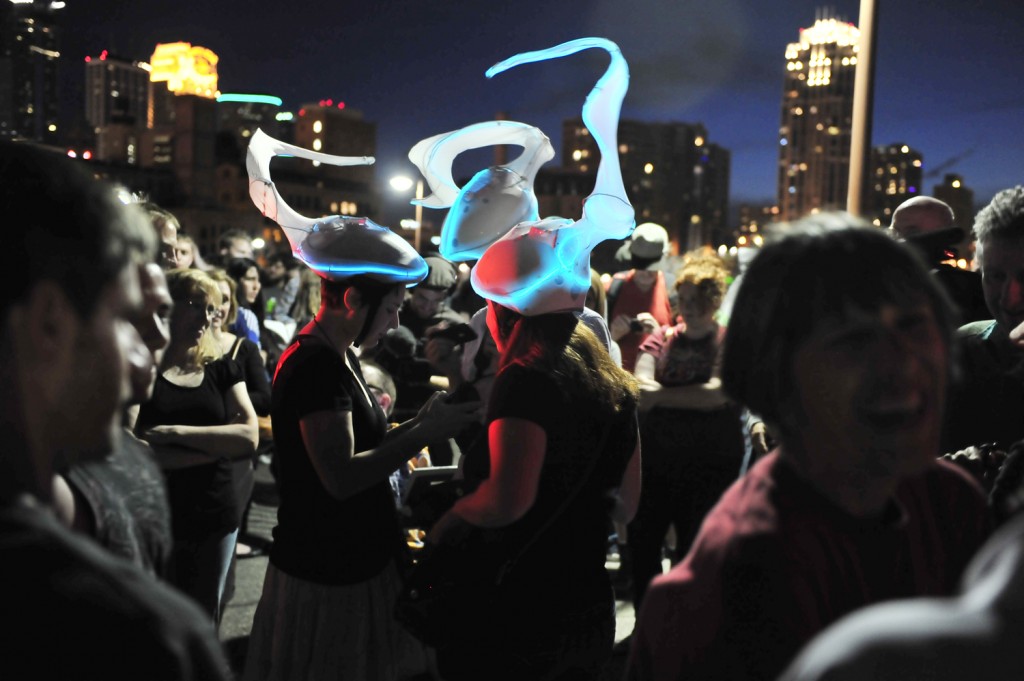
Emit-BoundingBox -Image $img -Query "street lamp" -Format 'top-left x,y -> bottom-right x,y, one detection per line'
389,175 -> 425,253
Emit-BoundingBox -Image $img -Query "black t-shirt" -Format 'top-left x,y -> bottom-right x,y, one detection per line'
464,363 -> 637,608
269,336 -> 403,584
227,336 -> 271,416
65,430 -> 173,577
136,358 -> 244,539
1,499 -> 231,680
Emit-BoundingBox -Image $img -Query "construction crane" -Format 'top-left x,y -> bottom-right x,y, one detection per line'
923,148 -> 975,179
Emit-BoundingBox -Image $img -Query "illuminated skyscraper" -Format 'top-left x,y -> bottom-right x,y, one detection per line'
84,51 -> 151,129
0,0 -> 63,143
868,143 -> 924,226
777,16 -> 860,221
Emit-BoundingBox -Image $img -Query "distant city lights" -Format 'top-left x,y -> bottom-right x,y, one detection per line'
316,99 -> 346,110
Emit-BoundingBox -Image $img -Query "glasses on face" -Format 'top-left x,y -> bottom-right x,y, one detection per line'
183,299 -> 218,319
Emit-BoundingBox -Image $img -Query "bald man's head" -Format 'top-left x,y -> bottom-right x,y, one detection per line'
890,197 -> 957,239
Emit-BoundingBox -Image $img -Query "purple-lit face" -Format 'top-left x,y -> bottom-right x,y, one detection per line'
978,235 -> 1024,332
787,302 -> 947,480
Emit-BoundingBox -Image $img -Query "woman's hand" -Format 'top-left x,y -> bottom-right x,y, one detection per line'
413,392 -> 482,441
751,421 -> 773,457
140,424 -> 180,446
426,510 -> 475,547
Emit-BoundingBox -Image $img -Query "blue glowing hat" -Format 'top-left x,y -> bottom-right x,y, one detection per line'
408,120 -> 554,262
246,129 -> 427,285
470,37 -> 635,316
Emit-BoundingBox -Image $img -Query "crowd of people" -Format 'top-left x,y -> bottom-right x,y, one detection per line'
6,38 -> 1024,681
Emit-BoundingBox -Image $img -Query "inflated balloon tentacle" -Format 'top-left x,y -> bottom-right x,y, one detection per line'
408,120 -> 554,209
487,37 -> 634,241
246,128 -> 375,252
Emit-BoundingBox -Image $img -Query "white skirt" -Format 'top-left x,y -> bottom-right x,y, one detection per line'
243,560 -> 433,681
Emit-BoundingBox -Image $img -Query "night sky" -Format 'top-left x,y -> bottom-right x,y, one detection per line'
59,0 -> 1024,220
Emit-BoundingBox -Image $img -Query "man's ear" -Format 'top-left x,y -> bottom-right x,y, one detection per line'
20,281 -> 78,362
342,286 -> 363,315
377,391 -> 393,415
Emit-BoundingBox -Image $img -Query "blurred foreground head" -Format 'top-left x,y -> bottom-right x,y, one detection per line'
0,142 -> 154,499
723,213 -> 954,476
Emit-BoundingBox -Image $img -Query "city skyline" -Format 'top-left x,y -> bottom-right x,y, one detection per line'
56,0 -> 1024,219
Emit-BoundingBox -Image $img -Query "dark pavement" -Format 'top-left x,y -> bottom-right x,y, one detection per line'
219,462 -> 639,679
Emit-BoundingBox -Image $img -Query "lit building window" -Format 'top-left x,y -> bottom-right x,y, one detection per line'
572,149 -> 583,161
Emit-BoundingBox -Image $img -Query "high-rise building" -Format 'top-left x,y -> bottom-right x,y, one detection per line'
562,117 -> 730,251
217,93 -> 287,155
147,42 -> 219,129
292,101 -> 375,186
0,0 -> 63,143
777,16 -> 860,221
148,42 -> 219,99
933,173 -> 976,235
868,143 -> 923,226
85,51 -> 151,128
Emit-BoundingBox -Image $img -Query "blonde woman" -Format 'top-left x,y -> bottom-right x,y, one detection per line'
627,250 -> 745,615
134,268 -> 258,621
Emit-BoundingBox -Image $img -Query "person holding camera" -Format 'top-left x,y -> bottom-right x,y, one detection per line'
890,196 -> 988,325
606,222 -> 674,372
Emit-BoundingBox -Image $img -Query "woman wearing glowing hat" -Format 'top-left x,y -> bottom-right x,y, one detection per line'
426,37 -> 642,680
242,130 -> 480,681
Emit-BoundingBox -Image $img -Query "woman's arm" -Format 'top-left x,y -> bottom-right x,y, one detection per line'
635,352 -> 730,412
141,382 -> 259,459
239,342 -> 271,416
301,392 -> 480,502
446,417 -> 547,528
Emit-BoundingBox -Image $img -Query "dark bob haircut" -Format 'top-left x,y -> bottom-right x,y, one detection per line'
721,213 -> 955,433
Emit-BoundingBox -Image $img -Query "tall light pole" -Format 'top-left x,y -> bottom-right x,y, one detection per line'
847,0 -> 879,218
389,175 -> 425,253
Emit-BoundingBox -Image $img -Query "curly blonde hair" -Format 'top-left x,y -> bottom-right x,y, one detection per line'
675,249 -> 730,313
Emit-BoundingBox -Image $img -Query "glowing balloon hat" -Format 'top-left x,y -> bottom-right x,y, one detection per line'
246,128 -> 427,285
409,120 -> 554,261
471,37 -> 635,316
